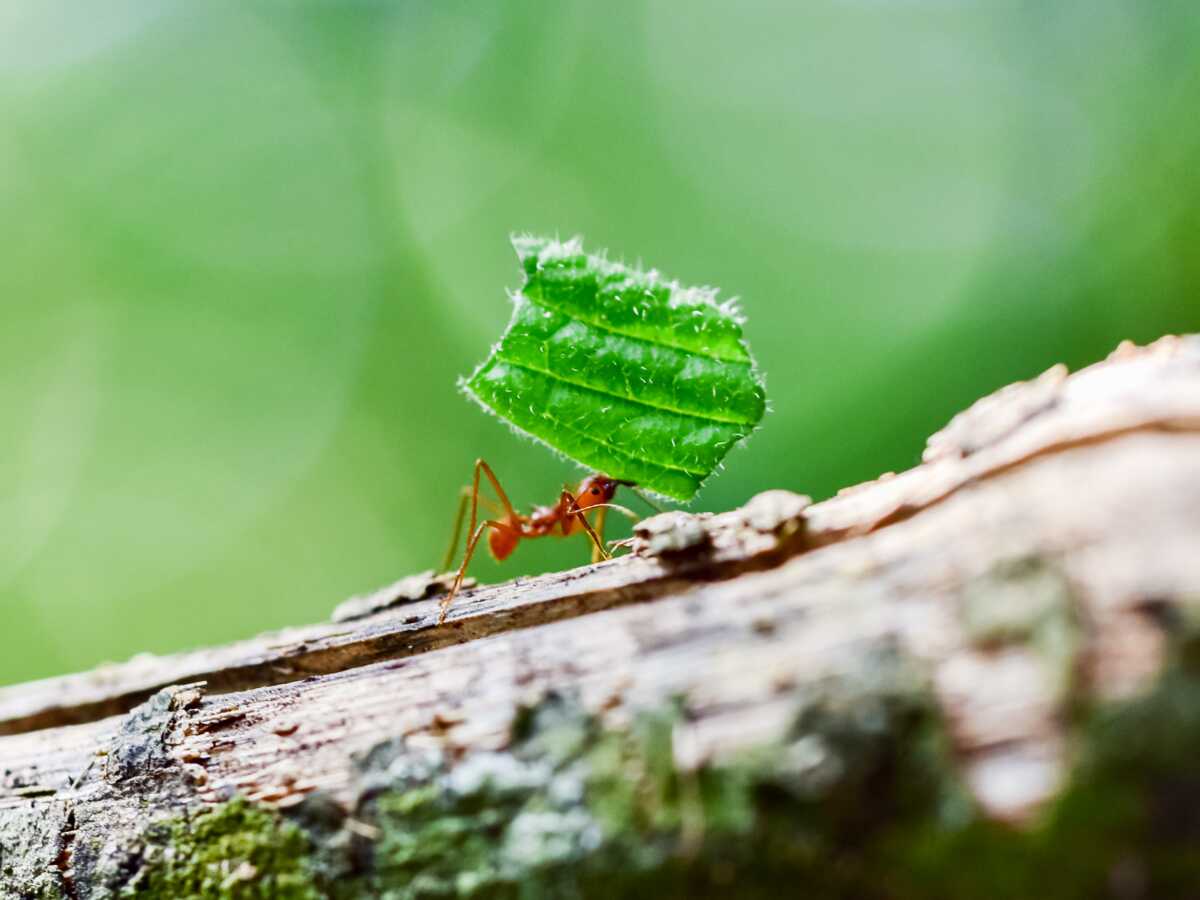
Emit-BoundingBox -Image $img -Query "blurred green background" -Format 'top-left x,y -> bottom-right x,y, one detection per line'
3,2 -> 1198,685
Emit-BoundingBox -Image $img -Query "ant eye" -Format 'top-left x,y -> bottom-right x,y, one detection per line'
590,487 -> 600,495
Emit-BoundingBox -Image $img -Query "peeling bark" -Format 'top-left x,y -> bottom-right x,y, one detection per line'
1,335 -> 1199,898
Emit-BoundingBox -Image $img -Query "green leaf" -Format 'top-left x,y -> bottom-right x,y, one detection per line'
462,236 -> 767,501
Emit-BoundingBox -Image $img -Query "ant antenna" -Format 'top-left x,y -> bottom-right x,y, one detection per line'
583,502 -> 640,522
631,487 -> 664,514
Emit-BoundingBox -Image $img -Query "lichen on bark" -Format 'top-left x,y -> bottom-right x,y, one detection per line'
118,622 -> 1200,899
119,647 -> 953,899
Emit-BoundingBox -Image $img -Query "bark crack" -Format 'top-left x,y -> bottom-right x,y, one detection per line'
55,806 -> 79,900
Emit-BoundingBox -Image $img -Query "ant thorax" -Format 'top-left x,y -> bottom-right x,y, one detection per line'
526,505 -> 562,534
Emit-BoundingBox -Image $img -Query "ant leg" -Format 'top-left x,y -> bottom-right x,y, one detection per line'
566,502 -> 641,558
591,505 -> 608,564
441,486 -> 502,571
476,458 -> 518,520
561,489 -> 611,562
441,489 -> 470,572
438,518 -> 513,624
443,458 -> 515,573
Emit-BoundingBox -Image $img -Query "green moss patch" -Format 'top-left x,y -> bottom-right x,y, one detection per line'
120,796 -> 320,899
121,621 -> 1200,899
351,649 -> 956,899
896,654 -> 1200,900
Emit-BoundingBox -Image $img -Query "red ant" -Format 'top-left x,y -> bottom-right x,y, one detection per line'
437,459 -> 640,623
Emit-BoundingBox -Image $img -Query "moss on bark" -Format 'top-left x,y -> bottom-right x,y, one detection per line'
116,797 -> 320,899
118,632 -> 1200,900
123,647 -> 955,898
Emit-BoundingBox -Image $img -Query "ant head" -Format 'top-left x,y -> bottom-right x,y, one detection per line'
576,474 -> 635,508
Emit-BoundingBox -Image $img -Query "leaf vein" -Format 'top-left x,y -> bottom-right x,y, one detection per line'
495,353 -> 759,428
523,292 -> 749,365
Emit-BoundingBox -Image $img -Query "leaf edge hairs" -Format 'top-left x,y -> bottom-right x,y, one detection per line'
460,235 -> 767,502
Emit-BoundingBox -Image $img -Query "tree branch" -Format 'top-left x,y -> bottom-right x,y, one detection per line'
2,335 -> 1199,898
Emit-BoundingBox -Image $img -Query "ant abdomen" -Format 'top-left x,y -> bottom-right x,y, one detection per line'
487,526 -> 519,562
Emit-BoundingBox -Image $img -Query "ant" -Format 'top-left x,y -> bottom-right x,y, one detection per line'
437,459 -> 642,623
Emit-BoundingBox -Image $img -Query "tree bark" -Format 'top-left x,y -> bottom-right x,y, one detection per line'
2,335 -> 1199,898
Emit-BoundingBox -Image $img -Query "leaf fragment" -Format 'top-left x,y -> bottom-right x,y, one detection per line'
463,236 -> 766,501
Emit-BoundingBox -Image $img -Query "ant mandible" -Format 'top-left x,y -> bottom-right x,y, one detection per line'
437,459 -> 639,623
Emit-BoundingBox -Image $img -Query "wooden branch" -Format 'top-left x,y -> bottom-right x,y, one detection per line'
2,335 -> 1199,898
